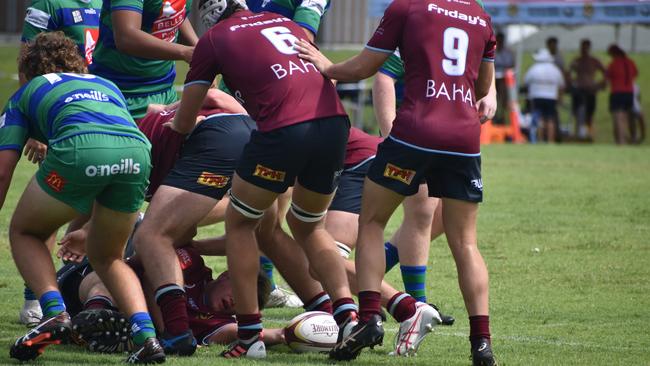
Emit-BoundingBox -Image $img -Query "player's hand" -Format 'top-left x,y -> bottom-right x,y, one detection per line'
182,45 -> 195,64
295,39 -> 333,75
476,94 -> 497,124
23,138 -> 47,164
57,229 -> 88,263
163,115 -> 204,133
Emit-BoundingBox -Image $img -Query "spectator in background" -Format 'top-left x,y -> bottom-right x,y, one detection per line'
606,44 -> 638,144
525,48 -> 565,143
546,36 -> 567,78
569,39 -> 606,141
494,32 -> 515,125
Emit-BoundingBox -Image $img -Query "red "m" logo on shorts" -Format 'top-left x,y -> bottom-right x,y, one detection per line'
45,171 -> 66,192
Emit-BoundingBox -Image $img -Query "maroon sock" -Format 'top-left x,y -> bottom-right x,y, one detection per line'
83,295 -> 114,310
236,313 -> 263,340
469,315 -> 491,345
332,297 -> 357,325
358,291 -> 382,323
303,291 -> 333,314
387,292 -> 416,323
155,284 -> 189,336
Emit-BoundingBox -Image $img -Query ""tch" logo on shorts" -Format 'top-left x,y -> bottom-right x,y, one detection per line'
383,163 -> 415,185
44,171 -> 66,192
253,164 -> 286,182
197,172 -> 229,188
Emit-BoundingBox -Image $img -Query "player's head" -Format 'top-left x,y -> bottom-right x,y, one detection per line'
198,0 -> 247,28
580,39 -> 591,55
18,31 -> 87,83
204,270 -> 272,315
545,36 -> 559,54
607,44 -> 626,58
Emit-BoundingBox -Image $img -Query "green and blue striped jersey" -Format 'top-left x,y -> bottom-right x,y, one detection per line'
90,0 -> 191,98
0,73 -> 146,152
247,0 -> 330,34
21,0 -> 102,64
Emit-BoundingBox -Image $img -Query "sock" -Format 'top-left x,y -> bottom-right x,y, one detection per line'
259,256 -> 277,290
358,291 -> 381,323
24,286 -> 37,301
303,291 -> 333,314
384,242 -> 400,273
469,315 -> 491,345
39,291 -> 66,318
236,313 -> 263,340
332,297 -> 358,325
387,292 -> 417,322
84,295 -> 114,310
130,312 -> 156,346
400,265 -> 427,302
155,284 -> 189,336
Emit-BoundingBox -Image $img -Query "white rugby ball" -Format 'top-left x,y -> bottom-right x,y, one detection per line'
284,311 -> 339,353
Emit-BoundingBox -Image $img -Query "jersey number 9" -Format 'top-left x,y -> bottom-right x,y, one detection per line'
442,27 -> 469,76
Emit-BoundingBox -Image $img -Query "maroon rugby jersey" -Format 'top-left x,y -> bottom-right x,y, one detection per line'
344,127 -> 382,168
184,10 -> 347,132
367,0 -> 496,154
138,106 -> 233,198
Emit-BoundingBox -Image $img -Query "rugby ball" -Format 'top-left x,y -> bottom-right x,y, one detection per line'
284,311 -> 339,353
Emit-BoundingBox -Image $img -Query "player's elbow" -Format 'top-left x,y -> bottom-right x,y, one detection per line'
113,31 -> 137,54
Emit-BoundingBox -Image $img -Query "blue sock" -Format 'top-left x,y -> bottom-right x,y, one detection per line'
39,291 -> 66,318
24,286 -> 37,301
260,256 -> 277,290
384,242 -> 400,273
400,265 -> 427,302
129,312 -> 157,346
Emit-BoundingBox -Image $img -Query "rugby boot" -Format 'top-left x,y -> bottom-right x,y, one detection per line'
392,302 -> 441,356
429,303 -> 455,326
159,329 -> 197,356
472,338 -> 497,366
10,311 -> 71,361
72,309 -> 131,353
126,337 -> 166,364
220,333 -> 266,359
329,314 -> 384,361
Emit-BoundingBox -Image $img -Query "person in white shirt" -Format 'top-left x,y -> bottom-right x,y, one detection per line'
525,48 -> 565,142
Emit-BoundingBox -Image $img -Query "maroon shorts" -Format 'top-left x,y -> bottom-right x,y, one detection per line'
189,312 -> 235,345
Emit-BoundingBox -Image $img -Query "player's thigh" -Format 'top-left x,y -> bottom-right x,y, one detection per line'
86,202 -> 140,260
297,116 -> 350,196
141,185 -> 219,237
441,198 -> 478,248
10,177 -> 78,240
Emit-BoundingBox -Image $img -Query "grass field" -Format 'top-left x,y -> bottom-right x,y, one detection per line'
0,46 -> 649,365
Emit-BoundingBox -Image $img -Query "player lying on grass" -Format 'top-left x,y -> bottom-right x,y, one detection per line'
296,0 -> 498,364
0,32 -> 164,364
56,244 -> 286,352
169,0 -> 359,358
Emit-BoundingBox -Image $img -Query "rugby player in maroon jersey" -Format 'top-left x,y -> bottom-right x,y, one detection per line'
297,0 -> 497,364
169,0 -> 358,358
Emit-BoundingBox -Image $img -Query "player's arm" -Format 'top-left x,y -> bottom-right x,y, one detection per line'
372,73 -> 397,136
172,83 -> 210,134
293,0 -> 329,42
112,10 -> 194,63
203,89 -> 247,115
179,18 -> 199,47
0,149 -> 20,210
476,61 -> 494,101
476,74 -> 497,123
296,42 -> 390,82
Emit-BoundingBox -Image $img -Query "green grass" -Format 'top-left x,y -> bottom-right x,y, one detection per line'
1,46 -> 650,364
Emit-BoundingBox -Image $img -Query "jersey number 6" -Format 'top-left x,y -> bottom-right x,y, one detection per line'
261,26 -> 299,55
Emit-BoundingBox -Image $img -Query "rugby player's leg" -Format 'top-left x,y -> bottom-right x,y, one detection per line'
256,202 -> 324,310
134,185 -> 216,353
391,185 -> 436,302
10,178 -> 77,313
324,210 -> 357,257
442,198 -> 492,354
287,183 -> 359,324
223,173 -> 278,357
